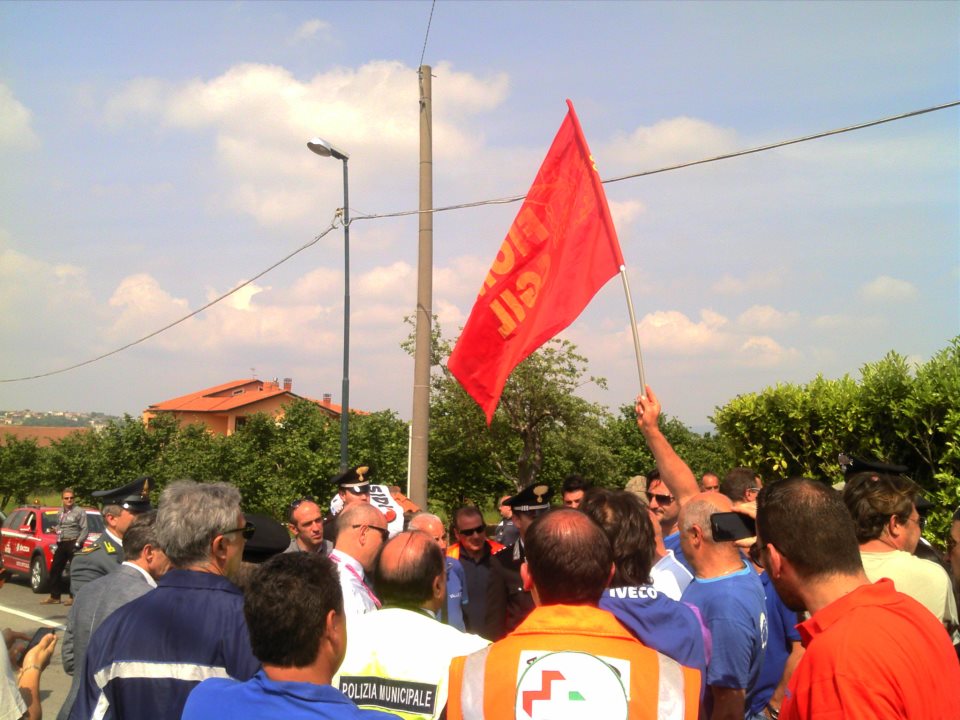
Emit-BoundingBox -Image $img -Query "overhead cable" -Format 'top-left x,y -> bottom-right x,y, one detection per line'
0,220 -> 340,383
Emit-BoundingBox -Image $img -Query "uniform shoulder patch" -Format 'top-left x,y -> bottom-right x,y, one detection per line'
102,541 -> 117,554
78,545 -> 98,554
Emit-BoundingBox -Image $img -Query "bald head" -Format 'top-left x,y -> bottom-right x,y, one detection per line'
679,492 -> 734,541
337,501 -> 383,533
525,508 -> 613,606
407,513 -> 447,550
374,530 -> 445,610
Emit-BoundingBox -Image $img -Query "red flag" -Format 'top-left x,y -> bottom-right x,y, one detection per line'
448,100 -> 624,424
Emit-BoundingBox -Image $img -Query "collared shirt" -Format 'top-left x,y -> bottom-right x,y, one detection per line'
284,536 -> 333,556
781,578 -> 960,720
121,561 -> 157,588
329,549 -> 379,616
183,670 -> 395,720
58,505 -> 88,544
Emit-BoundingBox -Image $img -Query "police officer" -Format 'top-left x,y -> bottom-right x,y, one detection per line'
322,465 -> 372,544
484,482 -> 553,640
69,477 -> 152,596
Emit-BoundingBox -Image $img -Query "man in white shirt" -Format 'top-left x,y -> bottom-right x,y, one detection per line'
843,471 -> 959,638
329,503 -> 389,616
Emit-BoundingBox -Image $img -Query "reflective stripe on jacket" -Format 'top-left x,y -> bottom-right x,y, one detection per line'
446,539 -> 504,561
447,604 -> 701,720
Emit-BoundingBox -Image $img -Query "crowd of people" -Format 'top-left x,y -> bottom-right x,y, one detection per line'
2,385 -> 960,719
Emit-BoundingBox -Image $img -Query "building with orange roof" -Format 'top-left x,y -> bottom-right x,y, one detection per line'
143,378 -> 345,436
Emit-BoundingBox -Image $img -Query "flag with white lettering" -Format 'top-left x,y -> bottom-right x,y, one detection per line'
448,100 -> 624,424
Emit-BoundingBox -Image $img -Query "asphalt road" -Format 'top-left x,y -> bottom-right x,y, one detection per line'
1,573 -> 73,717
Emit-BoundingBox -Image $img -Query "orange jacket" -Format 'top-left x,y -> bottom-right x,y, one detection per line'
448,604 -> 701,720
446,539 -> 504,560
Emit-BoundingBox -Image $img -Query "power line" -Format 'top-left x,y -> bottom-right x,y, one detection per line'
349,99 -> 960,224
417,0 -> 437,70
3,100 -> 956,383
0,219 -> 340,383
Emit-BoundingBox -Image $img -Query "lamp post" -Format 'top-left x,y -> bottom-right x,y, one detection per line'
307,137 -> 350,472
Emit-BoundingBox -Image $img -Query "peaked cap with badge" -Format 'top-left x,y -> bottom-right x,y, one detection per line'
92,476 -> 153,513
69,477 -> 153,596
332,465 -> 371,495
836,453 -> 931,511
504,483 -> 553,513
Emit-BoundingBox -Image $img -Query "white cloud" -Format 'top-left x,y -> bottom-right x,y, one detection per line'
637,309 -> 728,354
604,116 -> 738,167
101,61 -> 510,227
739,336 -> 800,368
0,83 -> 40,150
291,19 -> 330,43
859,275 -> 918,303
737,305 -> 797,331
608,199 -> 646,231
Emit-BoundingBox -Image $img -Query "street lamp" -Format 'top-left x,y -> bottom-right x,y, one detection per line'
307,136 -> 350,472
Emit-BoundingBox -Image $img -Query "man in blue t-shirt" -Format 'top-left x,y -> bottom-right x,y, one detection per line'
408,512 -> 469,630
747,567 -> 802,719
679,493 -> 767,720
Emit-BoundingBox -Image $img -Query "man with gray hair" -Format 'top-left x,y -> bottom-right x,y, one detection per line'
58,511 -> 169,720
69,481 -> 259,720
679,491 -> 767,720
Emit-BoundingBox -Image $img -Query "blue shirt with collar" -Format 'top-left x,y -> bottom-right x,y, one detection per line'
183,670 -> 396,719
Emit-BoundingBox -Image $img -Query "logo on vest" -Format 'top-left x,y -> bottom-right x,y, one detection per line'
339,676 -> 437,715
515,651 -> 629,719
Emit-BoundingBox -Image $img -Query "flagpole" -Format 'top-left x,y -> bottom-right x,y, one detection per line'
619,265 -> 647,395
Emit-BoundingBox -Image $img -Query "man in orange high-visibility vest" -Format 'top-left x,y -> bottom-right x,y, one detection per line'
448,508 -> 701,720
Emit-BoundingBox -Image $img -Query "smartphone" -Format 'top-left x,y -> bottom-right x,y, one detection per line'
16,627 -> 56,667
711,511 -> 756,542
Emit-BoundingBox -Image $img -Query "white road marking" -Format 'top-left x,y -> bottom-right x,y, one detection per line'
0,604 -> 66,629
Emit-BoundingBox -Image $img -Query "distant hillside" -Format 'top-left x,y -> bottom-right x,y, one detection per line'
0,410 -> 121,429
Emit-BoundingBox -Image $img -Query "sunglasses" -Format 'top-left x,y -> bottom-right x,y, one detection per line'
353,524 -> 389,541
645,492 -> 675,506
222,522 -> 256,540
457,524 -> 486,537
289,497 -> 315,510
62,496 -> 75,501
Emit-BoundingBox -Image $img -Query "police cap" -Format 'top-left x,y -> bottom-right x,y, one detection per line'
92,476 -> 153,513
504,483 -> 553,513
332,465 -> 371,495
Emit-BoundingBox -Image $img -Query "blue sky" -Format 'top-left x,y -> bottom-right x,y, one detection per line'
1,0 -> 957,431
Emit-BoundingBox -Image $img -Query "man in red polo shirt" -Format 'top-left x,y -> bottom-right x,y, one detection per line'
756,477 -> 960,720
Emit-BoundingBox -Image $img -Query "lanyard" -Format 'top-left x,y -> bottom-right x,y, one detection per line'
331,554 -> 381,609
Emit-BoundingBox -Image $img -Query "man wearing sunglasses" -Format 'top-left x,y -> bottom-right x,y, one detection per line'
843,471 -> 959,640
329,503 -> 390,617
447,507 -> 504,639
69,481 -> 259,720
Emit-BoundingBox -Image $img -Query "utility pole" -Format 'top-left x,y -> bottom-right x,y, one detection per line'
409,64 -> 432,508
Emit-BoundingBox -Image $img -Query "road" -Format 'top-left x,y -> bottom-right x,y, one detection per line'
1,573 -> 73,717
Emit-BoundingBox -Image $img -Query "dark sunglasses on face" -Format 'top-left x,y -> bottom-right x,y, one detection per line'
645,492 -> 675,506
222,522 -> 256,540
353,524 -> 389,541
457,525 -> 486,537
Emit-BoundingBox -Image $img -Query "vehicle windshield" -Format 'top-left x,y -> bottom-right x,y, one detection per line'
41,511 -> 106,534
